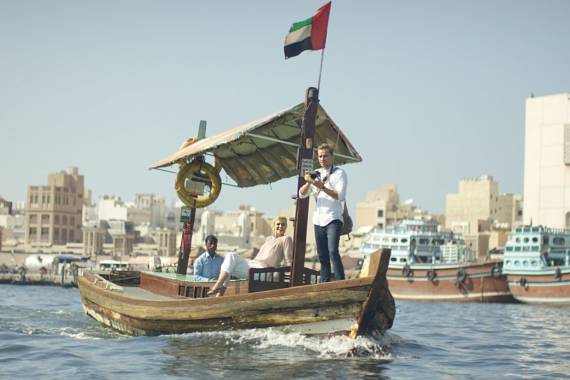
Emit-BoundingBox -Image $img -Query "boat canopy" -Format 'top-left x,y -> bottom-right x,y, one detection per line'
149,103 -> 362,188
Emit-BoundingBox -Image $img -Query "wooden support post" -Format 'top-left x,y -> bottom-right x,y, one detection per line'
175,120 -> 206,276
290,87 -> 319,287
176,208 -> 196,275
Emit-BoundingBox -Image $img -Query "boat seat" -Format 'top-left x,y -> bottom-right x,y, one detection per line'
248,266 -> 319,292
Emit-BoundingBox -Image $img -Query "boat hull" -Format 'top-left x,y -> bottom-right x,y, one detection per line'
386,261 -> 513,302
506,270 -> 570,304
78,250 -> 395,336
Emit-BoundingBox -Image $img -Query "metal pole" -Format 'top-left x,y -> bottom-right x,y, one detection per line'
317,48 -> 326,92
290,87 -> 319,287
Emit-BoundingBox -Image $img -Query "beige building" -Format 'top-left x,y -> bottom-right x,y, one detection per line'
25,167 -> 86,246
355,184 -> 440,230
446,175 -> 521,235
82,222 -> 106,258
157,229 -> 178,256
446,175 -> 522,256
523,93 -> 570,228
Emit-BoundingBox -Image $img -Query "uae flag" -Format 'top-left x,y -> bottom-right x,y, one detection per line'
284,2 -> 331,59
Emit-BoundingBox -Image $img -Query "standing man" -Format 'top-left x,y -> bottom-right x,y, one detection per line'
299,143 -> 347,282
193,235 -> 223,281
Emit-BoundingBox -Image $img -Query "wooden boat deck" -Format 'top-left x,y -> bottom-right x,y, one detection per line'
121,286 -> 175,301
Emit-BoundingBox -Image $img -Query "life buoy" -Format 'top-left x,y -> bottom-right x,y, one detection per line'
426,269 -> 437,282
176,159 -> 222,208
491,265 -> 501,278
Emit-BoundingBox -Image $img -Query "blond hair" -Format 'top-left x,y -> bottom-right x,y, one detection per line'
317,143 -> 334,155
272,215 -> 288,228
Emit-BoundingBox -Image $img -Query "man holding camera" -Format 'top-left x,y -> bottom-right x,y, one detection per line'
299,143 -> 347,282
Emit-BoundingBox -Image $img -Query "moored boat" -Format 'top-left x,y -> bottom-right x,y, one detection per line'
503,225 -> 570,304
360,220 -> 513,302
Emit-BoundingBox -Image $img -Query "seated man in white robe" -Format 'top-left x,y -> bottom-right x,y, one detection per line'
207,216 -> 292,296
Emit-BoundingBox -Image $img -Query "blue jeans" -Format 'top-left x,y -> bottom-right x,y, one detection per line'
314,220 -> 345,282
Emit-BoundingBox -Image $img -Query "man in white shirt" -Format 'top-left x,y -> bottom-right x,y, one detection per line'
299,143 -> 347,282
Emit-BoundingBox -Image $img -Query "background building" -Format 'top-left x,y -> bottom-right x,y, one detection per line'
523,93 -> 570,228
446,175 -> 522,257
24,167 -> 86,246
356,184 -> 441,230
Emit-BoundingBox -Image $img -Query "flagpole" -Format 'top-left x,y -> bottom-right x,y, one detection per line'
317,47 -> 326,92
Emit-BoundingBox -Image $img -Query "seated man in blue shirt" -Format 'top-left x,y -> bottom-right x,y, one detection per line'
193,235 -> 223,281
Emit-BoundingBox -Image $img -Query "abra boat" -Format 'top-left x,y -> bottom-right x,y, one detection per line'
503,225 -> 570,304
360,220 -> 512,302
78,88 -> 395,337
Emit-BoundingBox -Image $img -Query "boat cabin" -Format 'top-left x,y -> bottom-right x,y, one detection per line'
504,225 -> 570,271
98,260 -> 129,271
360,220 -> 472,266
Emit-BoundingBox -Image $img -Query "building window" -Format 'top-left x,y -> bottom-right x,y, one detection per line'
70,216 -> 75,226
41,214 -> 50,224
29,214 -> 37,224
29,227 -> 37,238
62,216 -> 68,225
54,215 -> 60,224
377,209 -> 384,218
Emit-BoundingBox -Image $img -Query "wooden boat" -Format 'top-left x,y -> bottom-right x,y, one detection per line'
78,249 -> 394,336
385,261 -> 511,302
78,88 -> 396,337
361,220 -> 513,302
503,225 -> 570,304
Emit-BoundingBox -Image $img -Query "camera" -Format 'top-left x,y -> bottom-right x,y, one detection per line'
309,171 -> 320,180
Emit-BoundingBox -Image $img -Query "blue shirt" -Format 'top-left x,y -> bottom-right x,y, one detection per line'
193,252 -> 223,281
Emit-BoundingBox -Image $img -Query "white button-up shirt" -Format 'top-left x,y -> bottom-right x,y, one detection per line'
299,166 -> 347,227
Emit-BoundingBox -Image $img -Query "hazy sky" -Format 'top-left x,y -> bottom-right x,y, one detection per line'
2,1 -> 570,217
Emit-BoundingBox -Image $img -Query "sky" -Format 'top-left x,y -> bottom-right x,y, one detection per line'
2,0 -> 570,217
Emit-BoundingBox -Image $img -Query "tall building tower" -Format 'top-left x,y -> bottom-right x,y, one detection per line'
25,167 -> 85,246
523,93 -> 570,228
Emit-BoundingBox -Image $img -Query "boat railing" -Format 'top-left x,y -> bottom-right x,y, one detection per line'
248,266 -> 319,292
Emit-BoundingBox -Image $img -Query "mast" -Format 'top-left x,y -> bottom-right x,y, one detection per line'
290,87 -> 319,287
176,121 -> 207,275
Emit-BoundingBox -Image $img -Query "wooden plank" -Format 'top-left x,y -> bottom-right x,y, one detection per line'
352,249 -> 396,337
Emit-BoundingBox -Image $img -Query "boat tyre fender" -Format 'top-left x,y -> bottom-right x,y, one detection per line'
426,269 -> 437,282
555,267 -> 562,280
176,159 -> 222,208
402,264 -> 412,278
519,277 -> 528,288
455,269 -> 467,288
491,264 -> 501,278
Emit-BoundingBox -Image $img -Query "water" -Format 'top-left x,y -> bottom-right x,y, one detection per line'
1,285 -> 570,380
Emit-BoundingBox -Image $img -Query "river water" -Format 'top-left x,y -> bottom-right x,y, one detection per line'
1,284 -> 569,379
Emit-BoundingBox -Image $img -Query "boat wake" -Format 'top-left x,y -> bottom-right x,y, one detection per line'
178,328 -> 396,360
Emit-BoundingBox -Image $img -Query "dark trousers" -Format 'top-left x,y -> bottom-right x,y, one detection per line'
314,220 -> 345,282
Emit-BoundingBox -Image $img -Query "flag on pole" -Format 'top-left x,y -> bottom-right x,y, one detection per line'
284,2 -> 331,59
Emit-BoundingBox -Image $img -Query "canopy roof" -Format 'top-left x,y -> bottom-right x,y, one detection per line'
150,103 -> 362,188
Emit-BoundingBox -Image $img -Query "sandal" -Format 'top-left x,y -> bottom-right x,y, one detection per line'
207,286 -> 226,296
